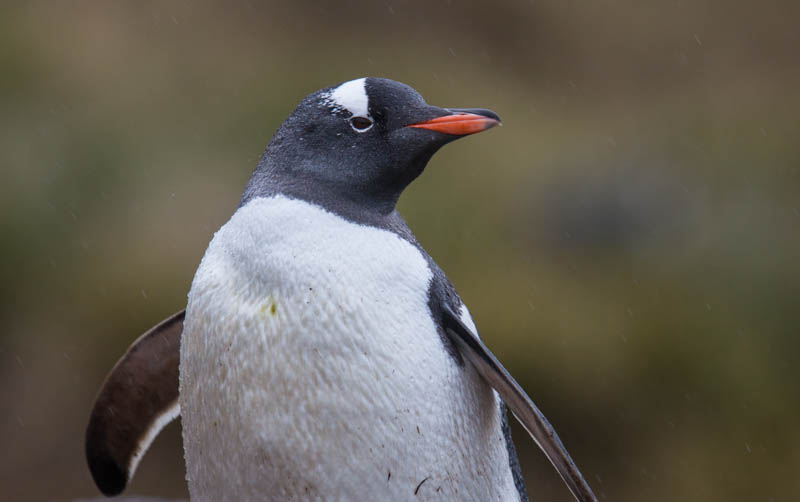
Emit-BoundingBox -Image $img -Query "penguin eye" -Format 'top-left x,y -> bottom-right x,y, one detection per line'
349,116 -> 373,132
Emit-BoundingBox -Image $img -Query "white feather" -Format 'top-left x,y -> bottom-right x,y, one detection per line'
179,195 -> 519,501
127,400 -> 180,481
322,77 -> 371,118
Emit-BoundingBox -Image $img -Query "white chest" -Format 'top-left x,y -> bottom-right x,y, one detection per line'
179,196 -> 519,501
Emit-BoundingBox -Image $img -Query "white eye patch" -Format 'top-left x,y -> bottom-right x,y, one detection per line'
322,78 -> 371,119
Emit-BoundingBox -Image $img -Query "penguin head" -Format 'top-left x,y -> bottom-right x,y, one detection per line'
243,77 -> 500,214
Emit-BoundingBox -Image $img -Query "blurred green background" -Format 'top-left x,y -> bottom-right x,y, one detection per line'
2,1 -> 799,500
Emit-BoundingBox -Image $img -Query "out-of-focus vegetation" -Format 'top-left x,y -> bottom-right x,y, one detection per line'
2,1 -> 798,500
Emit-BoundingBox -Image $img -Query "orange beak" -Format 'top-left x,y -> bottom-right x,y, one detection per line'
407,113 -> 501,136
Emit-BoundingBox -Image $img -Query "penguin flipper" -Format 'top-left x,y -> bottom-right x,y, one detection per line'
441,306 -> 598,502
86,310 -> 185,496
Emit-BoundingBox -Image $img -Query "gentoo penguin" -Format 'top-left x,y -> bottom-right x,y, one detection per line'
86,77 -> 597,502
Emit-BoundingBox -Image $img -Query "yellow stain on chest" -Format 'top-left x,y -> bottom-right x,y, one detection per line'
259,296 -> 278,317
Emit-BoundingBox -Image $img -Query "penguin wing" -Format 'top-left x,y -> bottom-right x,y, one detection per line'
86,310 -> 184,496
441,305 -> 598,502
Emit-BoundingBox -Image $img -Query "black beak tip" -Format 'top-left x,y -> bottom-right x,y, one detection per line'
447,107 -> 502,124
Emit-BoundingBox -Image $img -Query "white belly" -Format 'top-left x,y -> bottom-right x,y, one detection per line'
179,195 -> 518,501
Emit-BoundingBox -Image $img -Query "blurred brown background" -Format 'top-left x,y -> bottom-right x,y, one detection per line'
2,1 -> 799,500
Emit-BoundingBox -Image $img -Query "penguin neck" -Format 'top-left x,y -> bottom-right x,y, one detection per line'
240,156 -> 403,230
